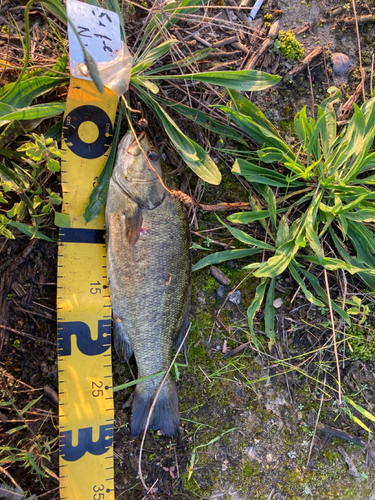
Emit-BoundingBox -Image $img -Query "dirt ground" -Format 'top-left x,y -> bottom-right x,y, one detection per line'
1,0 -> 375,498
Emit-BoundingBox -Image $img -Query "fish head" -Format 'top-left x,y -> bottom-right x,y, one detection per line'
112,131 -> 166,209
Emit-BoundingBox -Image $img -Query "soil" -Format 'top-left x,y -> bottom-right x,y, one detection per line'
1,0 -> 375,499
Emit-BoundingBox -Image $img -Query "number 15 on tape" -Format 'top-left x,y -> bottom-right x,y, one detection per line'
57,1 -> 121,498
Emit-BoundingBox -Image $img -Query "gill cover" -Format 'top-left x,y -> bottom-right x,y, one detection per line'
113,131 -> 166,210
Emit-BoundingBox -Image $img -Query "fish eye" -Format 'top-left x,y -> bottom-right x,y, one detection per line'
148,151 -> 159,162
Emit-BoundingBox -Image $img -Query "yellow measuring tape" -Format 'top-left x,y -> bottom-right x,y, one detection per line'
57,77 -> 118,499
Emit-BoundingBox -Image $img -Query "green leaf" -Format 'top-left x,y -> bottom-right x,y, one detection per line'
192,248 -> 261,271
132,39 -> 180,74
343,395 -> 375,423
228,89 -> 281,136
254,184 -> 276,229
227,210 -> 271,224
264,277 -> 275,346
219,215 -> 274,250
0,75 -> 68,108
0,224 -> 14,239
304,192 -> 323,262
131,76 -> 159,94
247,278 -> 268,348
138,89 -> 221,185
54,212 -> 70,228
42,0 -> 67,22
0,163 -> 29,191
47,158 -> 61,173
84,105 -> 124,223
156,97 -> 248,146
6,202 -> 22,218
103,0 -> 126,41
149,70 -> 282,91
8,221 -> 53,241
113,370 -> 167,392
289,263 -> 326,308
0,102 -> 65,124
276,215 -> 290,247
254,240 -> 298,278
343,209 -> 375,222
232,159 -> 293,188
301,254 -> 375,276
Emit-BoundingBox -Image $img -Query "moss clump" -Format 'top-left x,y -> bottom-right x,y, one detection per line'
278,30 -> 305,62
346,326 -> 375,361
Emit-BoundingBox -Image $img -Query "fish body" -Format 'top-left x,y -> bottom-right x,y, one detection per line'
105,131 -> 191,437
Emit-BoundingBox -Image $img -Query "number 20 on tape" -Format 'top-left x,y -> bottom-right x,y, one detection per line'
57,2 -> 121,498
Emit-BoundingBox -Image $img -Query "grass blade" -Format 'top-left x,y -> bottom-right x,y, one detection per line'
149,70 -> 282,91
84,104 -> 124,222
0,102 -> 65,124
247,278 -> 268,348
192,248 -> 262,271
264,277 -> 275,348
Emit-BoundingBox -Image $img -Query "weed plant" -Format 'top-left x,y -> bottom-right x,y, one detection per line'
194,87 -> 375,349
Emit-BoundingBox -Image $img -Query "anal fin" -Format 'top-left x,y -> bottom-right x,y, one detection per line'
113,316 -> 133,362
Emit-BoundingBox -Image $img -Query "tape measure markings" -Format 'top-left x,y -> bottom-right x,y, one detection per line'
58,77 -> 117,498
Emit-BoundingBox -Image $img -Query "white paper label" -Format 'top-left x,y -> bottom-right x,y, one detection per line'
67,0 -> 122,80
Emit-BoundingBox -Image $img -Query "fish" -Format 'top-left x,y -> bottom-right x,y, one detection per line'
105,131 -> 191,437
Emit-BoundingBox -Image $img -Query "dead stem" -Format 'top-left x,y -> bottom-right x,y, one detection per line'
138,324 -> 191,493
352,0 -> 366,102
306,371 -> 326,466
307,62 -> 315,120
323,266 -> 342,405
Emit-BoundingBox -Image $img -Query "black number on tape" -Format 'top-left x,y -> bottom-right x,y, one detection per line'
58,320 -> 111,356
63,105 -> 113,159
60,424 -> 113,461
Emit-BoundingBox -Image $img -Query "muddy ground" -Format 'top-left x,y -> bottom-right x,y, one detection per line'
1,0 -> 375,498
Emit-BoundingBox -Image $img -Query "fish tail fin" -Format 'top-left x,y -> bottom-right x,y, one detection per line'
131,376 -> 179,437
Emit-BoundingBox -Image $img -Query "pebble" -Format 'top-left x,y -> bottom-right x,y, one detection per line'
216,284 -> 226,300
228,290 -> 241,305
273,298 -> 283,309
331,52 -> 350,76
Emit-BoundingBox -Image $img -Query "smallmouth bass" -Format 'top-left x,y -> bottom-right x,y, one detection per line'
105,131 -> 191,437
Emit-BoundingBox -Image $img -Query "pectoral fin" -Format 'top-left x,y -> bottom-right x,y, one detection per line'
125,204 -> 143,245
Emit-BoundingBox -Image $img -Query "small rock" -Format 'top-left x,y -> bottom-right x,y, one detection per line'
210,266 -> 231,285
331,52 -> 350,76
273,297 -> 283,309
226,260 -> 237,269
216,284 -> 226,300
197,295 -> 206,306
228,290 -> 241,305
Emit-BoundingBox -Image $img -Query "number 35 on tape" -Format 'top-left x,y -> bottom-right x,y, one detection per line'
57,1 -> 121,498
